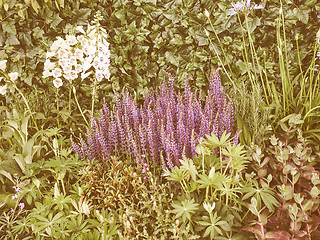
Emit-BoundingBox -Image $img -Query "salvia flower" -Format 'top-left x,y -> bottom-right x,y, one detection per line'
72,69 -> 238,172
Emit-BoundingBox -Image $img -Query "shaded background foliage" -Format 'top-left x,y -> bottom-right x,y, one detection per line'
1,0 -> 319,101
1,0 -> 320,146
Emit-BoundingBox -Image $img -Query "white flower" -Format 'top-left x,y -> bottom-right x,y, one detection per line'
75,64 -> 83,73
44,59 -> 56,71
69,56 -> 77,66
66,35 -> 77,46
0,60 -> 7,71
52,68 -> 62,78
74,49 -> 84,60
62,64 -> 72,74
82,58 -> 92,72
77,35 -> 84,42
50,37 -> 65,52
96,70 -> 104,82
70,70 -> 78,80
46,51 -> 55,58
58,58 -> 68,68
58,48 -> 69,59
53,78 -> 63,88
80,38 -> 89,48
0,85 -> 7,95
63,73 -> 73,82
86,45 -> 96,58
92,59 -> 99,69
76,26 -> 85,34
43,69 -> 52,78
8,72 -> 19,82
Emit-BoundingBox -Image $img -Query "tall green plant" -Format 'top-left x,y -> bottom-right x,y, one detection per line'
205,0 -> 320,145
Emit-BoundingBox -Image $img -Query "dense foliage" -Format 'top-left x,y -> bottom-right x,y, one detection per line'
0,0 -> 320,239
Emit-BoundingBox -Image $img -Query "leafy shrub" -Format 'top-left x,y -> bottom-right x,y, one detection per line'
163,131 -> 272,239
0,147 -> 119,239
71,68 -> 238,174
80,156 -> 200,239
244,114 -> 320,239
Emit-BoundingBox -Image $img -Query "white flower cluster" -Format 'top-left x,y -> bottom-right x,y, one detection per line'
43,22 -> 111,88
0,60 -> 19,95
228,0 -> 263,16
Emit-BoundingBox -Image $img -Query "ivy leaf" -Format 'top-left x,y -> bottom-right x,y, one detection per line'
6,34 -> 20,45
165,51 -> 179,67
50,14 -> 62,28
32,27 -> 44,39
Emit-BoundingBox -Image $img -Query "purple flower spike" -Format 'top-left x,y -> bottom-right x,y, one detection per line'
71,68 -> 237,172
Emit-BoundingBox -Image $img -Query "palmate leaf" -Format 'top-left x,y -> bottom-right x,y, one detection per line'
180,156 -> 198,181
172,198 -> 199,222
197,172 -> 224,189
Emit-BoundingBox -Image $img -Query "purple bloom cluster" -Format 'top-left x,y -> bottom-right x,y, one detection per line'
71,69 -> 238,170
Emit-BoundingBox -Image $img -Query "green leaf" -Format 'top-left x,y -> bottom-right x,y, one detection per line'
56,0 -> 64,8
31,0 -> 40,13
1,19 -> 16,35
0,170 -> 13,183
51,14 -> 62,28
165,51 -> 179,67
6,34 -> 20,45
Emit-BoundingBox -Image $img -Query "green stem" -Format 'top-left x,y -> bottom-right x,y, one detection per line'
205,30 -> 236,89
12,83 -> 39,131
56,88 -> 60,128
237,14 -> 254,88
73,86 -> 90,126
91,78 -> 98,114
205,14 -> 233,78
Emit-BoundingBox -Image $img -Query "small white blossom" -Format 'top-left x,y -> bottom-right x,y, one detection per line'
70,70 -> 78,80
53,78 -> 63,88
76,26 -> 85,34
69,56 -> 77,66
80,38 -> 89,48
75,64 -> 83,73
74,49 -> 84,60
8,72 -> 19,82
44,59 -> 56,71
63,73 -> 73,82
43,69 -> 52,78
0,60 -> 7,71
66,35 -> 77,46
58,58 -> 68,68
52,68 -> 62,78
58,49 -> 69,59
62,64 -> 72,74
0,85 -> 7,95
96,70 -> 104,82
